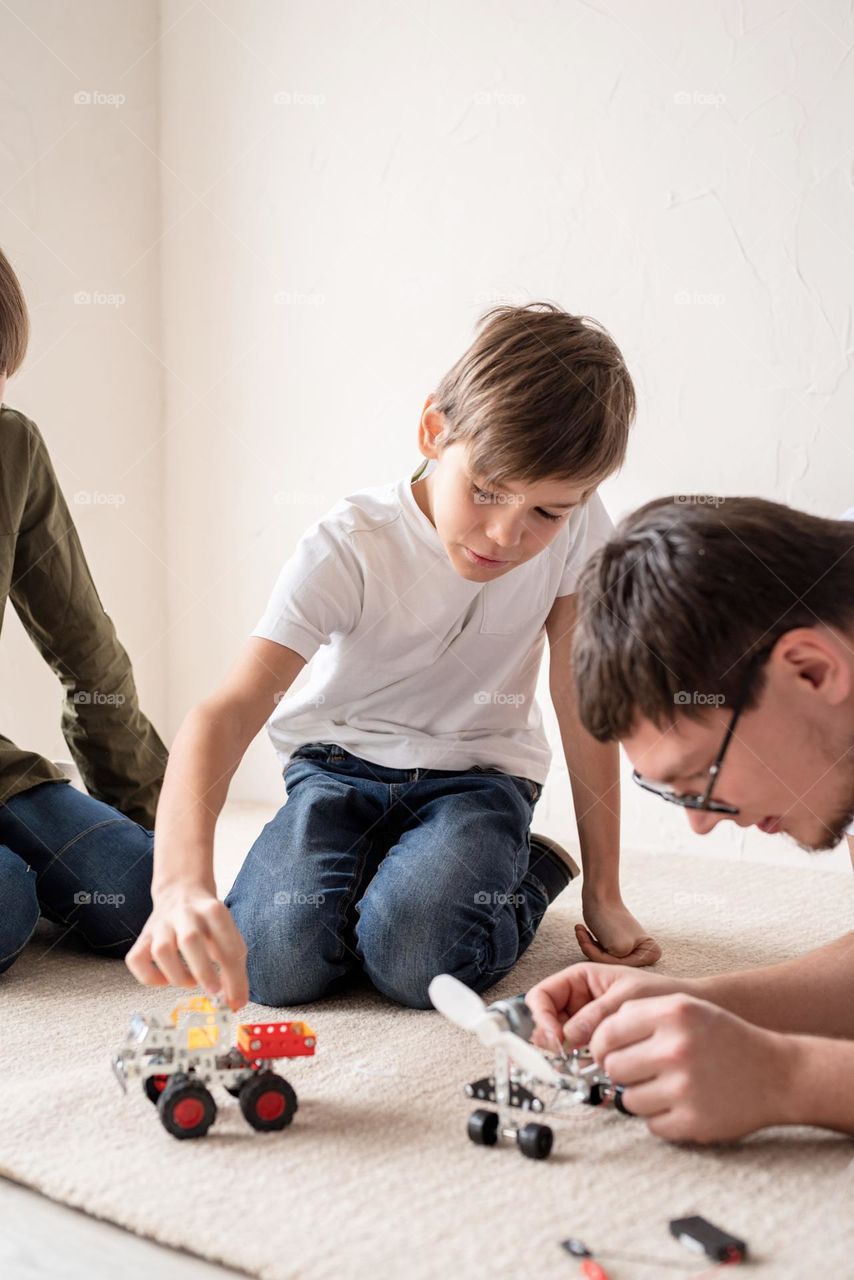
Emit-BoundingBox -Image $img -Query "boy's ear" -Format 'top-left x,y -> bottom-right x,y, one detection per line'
417,396 -> 449,459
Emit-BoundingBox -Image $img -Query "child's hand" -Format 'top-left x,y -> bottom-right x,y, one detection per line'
578,893 -> 662,967
126,884 -> 249,1011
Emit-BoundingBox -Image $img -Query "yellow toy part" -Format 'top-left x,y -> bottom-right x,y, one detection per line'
169,995 -> 220,1050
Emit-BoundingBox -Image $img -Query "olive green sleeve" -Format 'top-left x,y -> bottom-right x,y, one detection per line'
7,412 -> 167,827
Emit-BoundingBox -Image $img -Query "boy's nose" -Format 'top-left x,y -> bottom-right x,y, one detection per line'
485,515 -> 523,548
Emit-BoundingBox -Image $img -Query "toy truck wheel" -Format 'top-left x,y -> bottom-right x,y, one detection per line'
614,1087 -> 633,1116
583,1083 -> 604,1107
239,1071 -> 297,1131
158,1074 -> 217,1139
467,1109 -> 499,1147
517,1122 -> 553,1160
144,1074 -> 170,1105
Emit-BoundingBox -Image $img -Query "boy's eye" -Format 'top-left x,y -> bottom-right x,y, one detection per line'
471,483 -> 568,523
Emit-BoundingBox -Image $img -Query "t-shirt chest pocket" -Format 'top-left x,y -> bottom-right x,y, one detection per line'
479,560 -> 551,636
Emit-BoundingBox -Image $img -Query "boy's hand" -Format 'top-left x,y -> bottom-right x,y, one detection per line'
527,961 -> 690,1048
589,994 -> 796,1142
126,884 -> 249,1011
578,893 -> 662,967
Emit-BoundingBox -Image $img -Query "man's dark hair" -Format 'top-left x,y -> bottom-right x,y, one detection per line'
573,495 -> 854,742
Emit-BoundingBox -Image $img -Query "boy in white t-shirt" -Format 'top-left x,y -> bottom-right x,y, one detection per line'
127,303 -> 660,1010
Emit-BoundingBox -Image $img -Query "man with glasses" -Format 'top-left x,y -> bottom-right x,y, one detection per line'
527,496 -> 854,1142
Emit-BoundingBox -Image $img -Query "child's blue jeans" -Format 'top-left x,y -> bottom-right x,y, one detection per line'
225,741 -> 551,1010
0,780 -> 154,974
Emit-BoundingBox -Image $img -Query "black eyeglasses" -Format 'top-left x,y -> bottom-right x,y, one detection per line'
631,648 -> 771,816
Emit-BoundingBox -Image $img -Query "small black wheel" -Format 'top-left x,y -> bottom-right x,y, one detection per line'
158,1073 -> 217,1139
517,1122 -> 553,1160
239,1071 -> 297,1131
583,1083 -> 604,1107
614,1086 -> 633,1116
143,1073 -> 169,1105
467,1109 -> 499,1147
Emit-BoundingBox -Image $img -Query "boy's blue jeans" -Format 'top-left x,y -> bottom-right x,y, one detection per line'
0,780 -> 154,974
225,742 -> 551,1010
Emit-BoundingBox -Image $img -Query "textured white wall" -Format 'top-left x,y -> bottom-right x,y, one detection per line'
158,1 -> 854,870
0,2 -> 167,769
3,2 -> 852,871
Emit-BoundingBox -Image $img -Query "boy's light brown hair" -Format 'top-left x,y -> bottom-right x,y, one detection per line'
0,247 -> 29,377
432,301 -> 635,488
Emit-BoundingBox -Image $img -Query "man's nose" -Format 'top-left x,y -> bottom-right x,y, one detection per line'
686,809 -> 726,836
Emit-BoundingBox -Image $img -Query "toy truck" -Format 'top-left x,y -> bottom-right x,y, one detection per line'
111,996 -> 317,1139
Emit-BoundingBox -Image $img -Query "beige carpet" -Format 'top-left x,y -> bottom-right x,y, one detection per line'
1,851 -> 853,1280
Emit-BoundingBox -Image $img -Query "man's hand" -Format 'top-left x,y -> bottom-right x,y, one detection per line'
589,993 -> 797,1143
578,892 -> 662,967
126,884 -> 249,1011
527,961 -> 690,1048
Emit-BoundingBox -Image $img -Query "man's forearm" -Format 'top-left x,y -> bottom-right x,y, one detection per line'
694,932 -> 854,1038
782,1034 -> 854,1134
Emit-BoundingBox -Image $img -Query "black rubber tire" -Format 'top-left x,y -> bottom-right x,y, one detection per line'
239,1071 -> 297,1131
614,1086 -> 633,1116
158,1074 -> 217,1139
467,1109 -> 499,1147
517,1122 -> 554,1160
143,1074 -> 169,1105
583,1083 -> 604,1107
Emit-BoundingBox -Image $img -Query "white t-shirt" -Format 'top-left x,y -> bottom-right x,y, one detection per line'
252,462 -> 615,783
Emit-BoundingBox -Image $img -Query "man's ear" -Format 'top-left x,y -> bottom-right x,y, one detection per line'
417,396 -> 449,459
770,627 -> 852,707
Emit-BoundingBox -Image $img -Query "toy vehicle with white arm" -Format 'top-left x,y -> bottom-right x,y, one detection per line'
112,996 -> 316,1140
428,974 -> 632,1160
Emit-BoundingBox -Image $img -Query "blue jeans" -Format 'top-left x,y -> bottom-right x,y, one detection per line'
0,780 -> 154,975
225,742 -> 550,1010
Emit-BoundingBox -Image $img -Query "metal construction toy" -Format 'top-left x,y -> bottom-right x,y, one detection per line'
112,996 -> 317,1139
428,974 -> 631,1160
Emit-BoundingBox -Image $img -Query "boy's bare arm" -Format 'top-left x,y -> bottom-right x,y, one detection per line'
126,637 -> 306,1008
848,834 -> 854,871
546,593 -> 661,967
